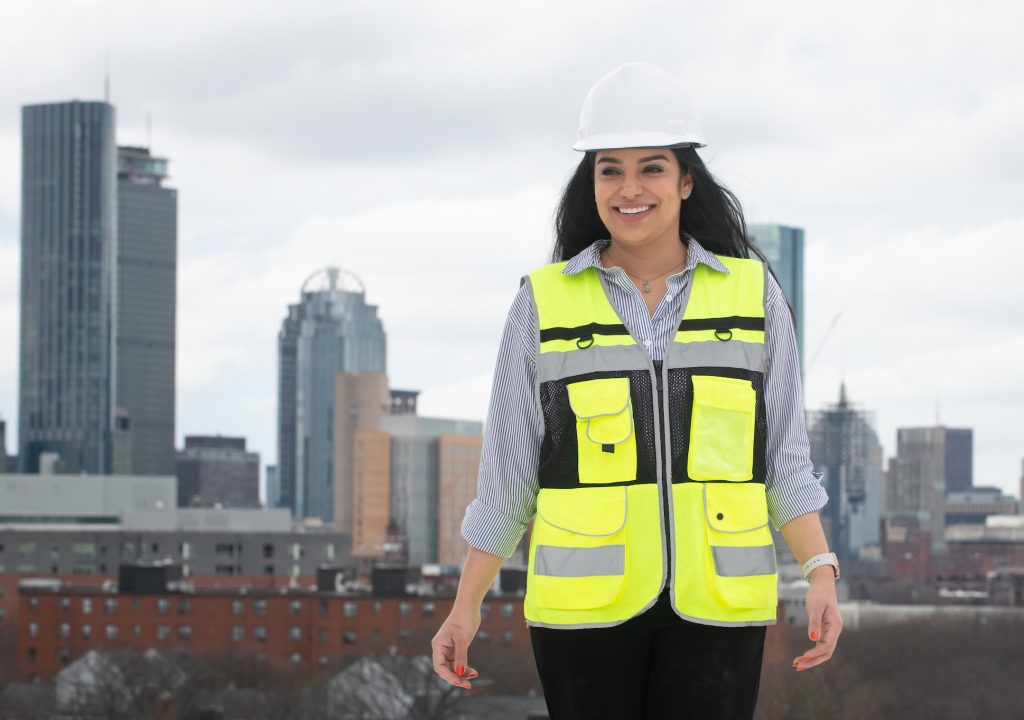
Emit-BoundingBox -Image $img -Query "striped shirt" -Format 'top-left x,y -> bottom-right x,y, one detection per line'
461,237 -> 828,559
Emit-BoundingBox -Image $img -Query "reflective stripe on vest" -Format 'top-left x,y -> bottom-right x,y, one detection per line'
523,254 -> 778,628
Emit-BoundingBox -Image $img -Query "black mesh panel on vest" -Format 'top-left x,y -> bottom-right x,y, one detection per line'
668,367 -> 767,484
538,369 -> 658,489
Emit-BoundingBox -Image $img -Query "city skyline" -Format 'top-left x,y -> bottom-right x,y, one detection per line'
0,1 -> 1021,498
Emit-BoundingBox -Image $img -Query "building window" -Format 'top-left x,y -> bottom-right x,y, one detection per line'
477,629 -> 491,642
343,602 -> 357,618
133,625 -> 141,638
289,627 -> 302,642
254,600 -> 267,616
105,598 -> 118,615
319,628 -> 328,644
120,541 -> 136,560
157,625 -> 170,641
319,656 -> 329,668
373,601 -> 382,616
28,597 -> 39,612
502,630 -> 514,645
254,626 -> 267,642
27,647 -> 36,664
263,543 -> 274,559
289,600 -> 302,616
82,624 -> 92,640
501,603 -> 514,619
421,602 -> 435,619
232,600 -> 245,616
179,626 -> 192,641
480,602 -> 491,619
398,602 -> 411,618
372,629 -> 382,645
28,622 -> 38,638
290,653 -> 301,665
324,543 -> 335,561
59,623 -> 70,638
157,599 -> 170,615
264,564 -> 274,575
342,630 -> 357,645
105,625 -> 118,640
232,626 -> 245,642
58,649 -> 70,665
179,599 -> 192,615
398,629 -> 412,645
59,597 -> 70,613
82,598 -> 93,615
319,600 -> 328,618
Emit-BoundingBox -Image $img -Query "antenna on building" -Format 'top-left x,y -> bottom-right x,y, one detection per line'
104,51 -> 111,103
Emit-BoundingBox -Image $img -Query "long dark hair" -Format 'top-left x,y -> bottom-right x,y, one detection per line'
552,146 -> 767,264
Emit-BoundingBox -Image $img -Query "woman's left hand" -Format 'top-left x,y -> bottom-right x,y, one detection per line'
793,567 -> 843,671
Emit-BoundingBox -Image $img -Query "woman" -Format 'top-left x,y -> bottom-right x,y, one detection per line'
432,62 -> 842,719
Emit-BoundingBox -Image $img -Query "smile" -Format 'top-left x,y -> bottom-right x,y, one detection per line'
615,205 -> 654,216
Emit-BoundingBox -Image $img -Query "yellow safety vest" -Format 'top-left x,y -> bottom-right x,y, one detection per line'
523,254 -> 777,628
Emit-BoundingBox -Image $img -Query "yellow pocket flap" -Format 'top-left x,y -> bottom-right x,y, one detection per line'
537,486 -> 627,536
704,483 -> 769,533
692,375 -> 755,413
585,408 -> 633,445
567,377 -> 631,419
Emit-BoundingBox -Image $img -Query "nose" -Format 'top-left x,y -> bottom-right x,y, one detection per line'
620,173 -> 643,199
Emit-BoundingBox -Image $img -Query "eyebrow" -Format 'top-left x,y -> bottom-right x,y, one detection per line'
595,154 -> 670,165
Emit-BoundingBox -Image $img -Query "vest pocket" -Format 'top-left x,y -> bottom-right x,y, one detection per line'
530,486 -> 628,610
567,377 -> 637,484
688,375 -> 756,482
703,483 -> 777,610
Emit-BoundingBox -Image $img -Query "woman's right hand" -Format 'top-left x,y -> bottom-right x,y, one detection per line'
431,603 -> 482,689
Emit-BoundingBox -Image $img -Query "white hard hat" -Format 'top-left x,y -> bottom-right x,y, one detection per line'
573,62 -> 706,152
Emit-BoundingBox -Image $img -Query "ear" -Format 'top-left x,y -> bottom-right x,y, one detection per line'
679,171 -> 694,200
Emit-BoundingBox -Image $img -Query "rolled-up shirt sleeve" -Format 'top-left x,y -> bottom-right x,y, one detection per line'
763,273 -> 829,529
461,282 -> 542,558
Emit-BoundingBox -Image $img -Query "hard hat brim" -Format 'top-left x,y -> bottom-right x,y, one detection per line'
573,131 -> 706,152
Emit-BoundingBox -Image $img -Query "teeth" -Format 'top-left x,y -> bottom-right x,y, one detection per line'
618,206 -> 650,215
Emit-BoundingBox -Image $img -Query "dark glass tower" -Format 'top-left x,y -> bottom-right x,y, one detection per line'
748,224 -> 805,368
113,146 -> 178,475
19,101 -> 117,474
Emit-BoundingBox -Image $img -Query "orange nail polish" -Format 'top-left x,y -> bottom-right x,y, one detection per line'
456,665 -> 465,676
810,631 -> 818,641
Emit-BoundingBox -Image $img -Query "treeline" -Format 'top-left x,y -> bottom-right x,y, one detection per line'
757,613 -> 1024,719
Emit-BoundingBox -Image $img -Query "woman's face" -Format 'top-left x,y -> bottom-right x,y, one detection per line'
593,147 -> 693,250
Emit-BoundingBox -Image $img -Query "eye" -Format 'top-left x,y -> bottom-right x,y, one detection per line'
643,165 -> 665,174
599,167 -> 621,176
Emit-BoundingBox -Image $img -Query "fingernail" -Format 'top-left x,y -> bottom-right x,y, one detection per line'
469,672 -> 478,678
456,665 -> 465,676
810,631 -> 819,641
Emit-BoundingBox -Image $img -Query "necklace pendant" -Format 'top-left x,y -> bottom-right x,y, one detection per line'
643,280 -> 652,294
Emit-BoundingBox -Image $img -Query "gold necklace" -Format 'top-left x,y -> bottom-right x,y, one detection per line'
605,250 -> 686,294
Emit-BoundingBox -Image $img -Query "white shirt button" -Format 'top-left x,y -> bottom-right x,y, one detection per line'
643,339 -> 652,348
666,294 -> 674,301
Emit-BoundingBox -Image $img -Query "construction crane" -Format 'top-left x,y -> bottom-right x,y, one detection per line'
806,312 -> 842,373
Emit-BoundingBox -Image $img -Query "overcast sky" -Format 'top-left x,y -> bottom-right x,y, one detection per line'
0,1 -> 1021,498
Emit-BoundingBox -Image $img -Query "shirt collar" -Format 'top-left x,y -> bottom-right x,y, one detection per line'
562,236 -> 731,277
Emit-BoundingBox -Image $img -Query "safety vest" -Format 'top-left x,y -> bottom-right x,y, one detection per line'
523,254 -> 777,628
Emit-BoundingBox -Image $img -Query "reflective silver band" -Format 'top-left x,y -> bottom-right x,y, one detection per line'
538,344 -> 649,384
711,545 -> 777,577
534,544 -> 626,577
664,340 -> 766,372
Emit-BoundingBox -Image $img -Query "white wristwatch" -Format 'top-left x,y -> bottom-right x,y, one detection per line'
801,552 -> 840,581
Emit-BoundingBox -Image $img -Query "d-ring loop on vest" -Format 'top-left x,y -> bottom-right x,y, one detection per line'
714,328 -> 733,341
577,335 -> 595,349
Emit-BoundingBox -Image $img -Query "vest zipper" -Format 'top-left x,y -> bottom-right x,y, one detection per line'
653,359 -> 673,592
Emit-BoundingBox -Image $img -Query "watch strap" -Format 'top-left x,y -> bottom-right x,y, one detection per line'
801,552 -> 839,580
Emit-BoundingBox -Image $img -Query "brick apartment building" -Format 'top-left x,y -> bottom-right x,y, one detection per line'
15,567 -> 531,682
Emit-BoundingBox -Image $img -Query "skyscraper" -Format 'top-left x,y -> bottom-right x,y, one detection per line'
748,224 -> 805,367
113,146 -> 177,475
807,383 -> 883,559
19,101 -> 117,474
886,426 -> 974,554
277,268 -> 386,523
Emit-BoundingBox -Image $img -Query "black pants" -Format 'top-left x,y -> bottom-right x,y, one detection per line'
530,590 -> 766,720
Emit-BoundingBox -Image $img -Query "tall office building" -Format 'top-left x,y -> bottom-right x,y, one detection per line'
886,426 -> 973,554
113,146 -> 177,475
19,101 -> 117,474
353,414 -> 482,566
277,268 -> 386,523
748,224 -> 805,367
807,383 -> 883,559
